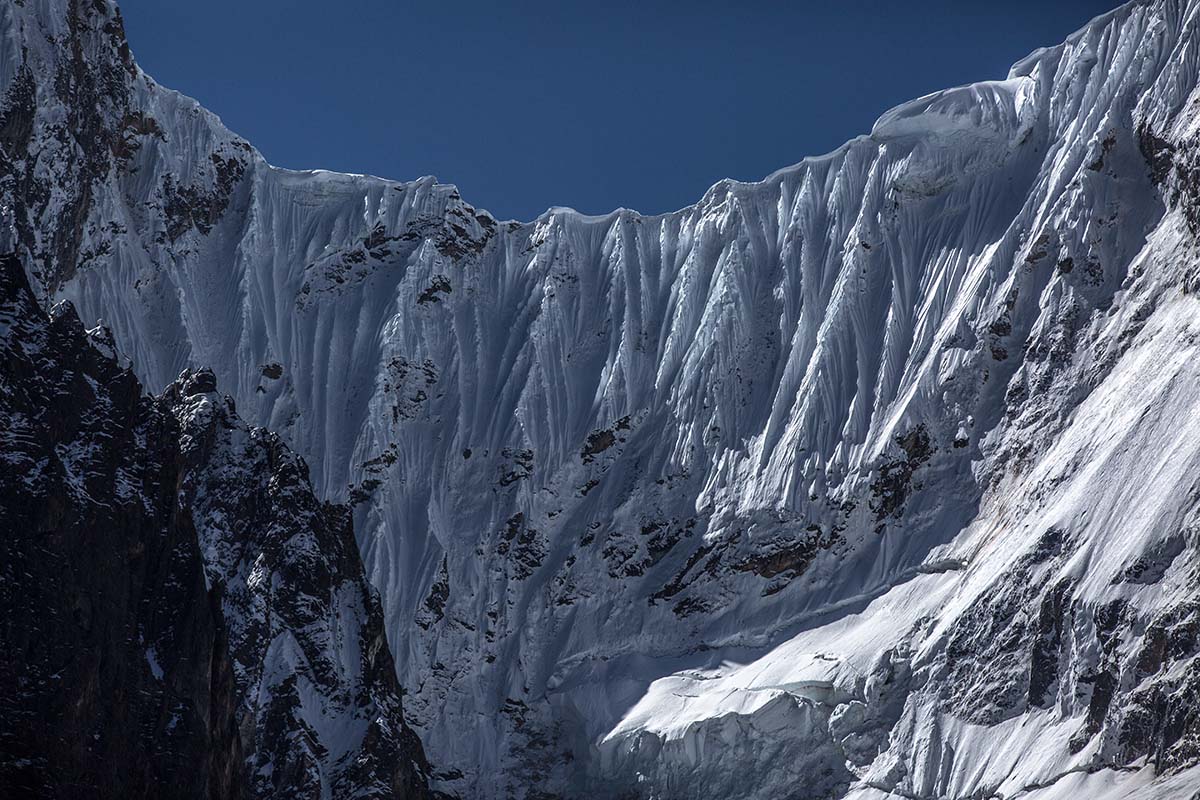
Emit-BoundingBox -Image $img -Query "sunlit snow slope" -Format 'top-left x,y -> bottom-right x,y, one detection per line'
6,0 -> 1200,796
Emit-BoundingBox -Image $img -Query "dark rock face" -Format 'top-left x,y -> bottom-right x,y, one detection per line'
0,253 -> 244,799
163,370 -> 439,800
0,253 -> 439,799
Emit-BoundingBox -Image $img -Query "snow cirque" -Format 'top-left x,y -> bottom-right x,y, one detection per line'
6,0 -> 1200,797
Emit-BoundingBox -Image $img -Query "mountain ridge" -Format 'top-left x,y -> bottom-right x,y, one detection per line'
7,0 -> 1200,797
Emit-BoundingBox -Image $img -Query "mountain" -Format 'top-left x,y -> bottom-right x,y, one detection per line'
6,0 -> 1200,797
0,248 -> 436,799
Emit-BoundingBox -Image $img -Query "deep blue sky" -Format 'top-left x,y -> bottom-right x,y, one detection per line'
120,1 -> 1119,221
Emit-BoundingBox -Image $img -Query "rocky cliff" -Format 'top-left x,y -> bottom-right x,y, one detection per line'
0,251 -> 244,799
166,367 -> 438,799
0,250 -> 435,799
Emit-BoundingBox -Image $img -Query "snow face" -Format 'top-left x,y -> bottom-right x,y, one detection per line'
7,0 -> 1200,797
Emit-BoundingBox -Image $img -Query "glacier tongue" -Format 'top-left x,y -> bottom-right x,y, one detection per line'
8,0 -> 1200,796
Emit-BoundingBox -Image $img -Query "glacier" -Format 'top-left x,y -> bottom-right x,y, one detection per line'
6,0 -> 1200,796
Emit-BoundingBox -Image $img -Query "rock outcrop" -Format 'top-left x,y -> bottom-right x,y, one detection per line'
0,252 -> 244,799
0,249 -> 436,799
166,367 -> 437,799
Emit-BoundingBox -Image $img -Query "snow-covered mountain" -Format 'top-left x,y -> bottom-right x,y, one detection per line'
6,0 -> 1200,797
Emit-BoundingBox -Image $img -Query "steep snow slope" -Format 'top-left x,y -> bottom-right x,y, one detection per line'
7,0 -> 1200,796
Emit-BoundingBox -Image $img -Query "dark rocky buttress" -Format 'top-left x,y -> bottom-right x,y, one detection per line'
164,369 -> 439,800
0,252 -> 244,799
0,252 -> 439,799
